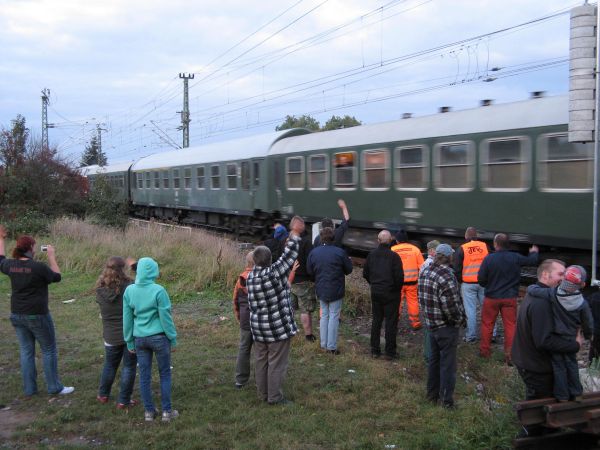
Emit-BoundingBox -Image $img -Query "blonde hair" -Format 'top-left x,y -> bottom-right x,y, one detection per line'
96,256 -> 131,293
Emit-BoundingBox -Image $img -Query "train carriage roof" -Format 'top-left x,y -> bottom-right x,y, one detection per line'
80,161 -> 133,175
131,129 -> 310,171
269,95 -> 569,155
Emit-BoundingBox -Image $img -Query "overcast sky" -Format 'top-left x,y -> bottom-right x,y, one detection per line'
0,0 -> 584,165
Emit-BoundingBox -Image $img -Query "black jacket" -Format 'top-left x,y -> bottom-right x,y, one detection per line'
511,282 -> 580,374
96,282 -> 131,346
292,233 -> 314,284
363,244 -> 404,303
307,243 -> 353,302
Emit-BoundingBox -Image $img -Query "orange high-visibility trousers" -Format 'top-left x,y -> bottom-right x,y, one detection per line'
400,284 -> 421,329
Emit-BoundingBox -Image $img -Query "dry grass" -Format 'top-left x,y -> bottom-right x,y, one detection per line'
48,218 -> 243,298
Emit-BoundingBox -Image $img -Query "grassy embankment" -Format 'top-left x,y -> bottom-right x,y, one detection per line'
0,219 -> 522,449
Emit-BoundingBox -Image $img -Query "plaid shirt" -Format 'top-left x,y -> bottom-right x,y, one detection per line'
248,235 -> 299,342
418,262 -> 466,331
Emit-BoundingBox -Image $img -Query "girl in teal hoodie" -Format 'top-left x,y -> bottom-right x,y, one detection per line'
123,257 -> 178,422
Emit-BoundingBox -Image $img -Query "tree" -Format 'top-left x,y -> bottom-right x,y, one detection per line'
0,115 -> 87,235
275,115 -> 320,131
322,115 -> 362,131
80,135 -> 107,167
0,114 -> 28,170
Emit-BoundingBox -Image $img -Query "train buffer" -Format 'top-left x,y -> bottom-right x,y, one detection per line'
513,392 -> 600,449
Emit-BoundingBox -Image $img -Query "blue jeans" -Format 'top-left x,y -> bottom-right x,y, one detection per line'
10,313 -> 64,395
461,283 -> 486,341
135,334 -> 172,412
98,344 -> 137,404
320,299 -> 343,351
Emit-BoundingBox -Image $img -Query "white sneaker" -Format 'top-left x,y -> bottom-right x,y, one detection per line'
161,409 -> 179,422
58,386 -> 75,395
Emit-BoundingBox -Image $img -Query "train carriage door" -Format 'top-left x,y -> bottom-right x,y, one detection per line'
250,159 -> 264,211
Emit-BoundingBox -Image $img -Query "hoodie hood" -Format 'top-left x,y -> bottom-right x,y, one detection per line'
556,288 -> 585,311
135,257 -> 159,285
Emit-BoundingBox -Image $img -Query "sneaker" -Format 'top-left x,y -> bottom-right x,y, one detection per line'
144,409 -> 158,422
371,352 -> 381,359
96,395 -> 109,404
116,399 -> 138,409
383,353 -> 399,361
463,337 -> 477,344
305,334 -> 317,342
161,409 -> 179,422
328,349 -> 341,355
234,383 -> 245,390
59,387 -> 75,395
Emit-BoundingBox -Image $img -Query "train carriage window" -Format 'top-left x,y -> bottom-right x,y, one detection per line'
253,161 -> 260,188
241,162 -> 250,191
211,165 -> 221,189
481,137 -> 530,191
434,141 -> 474,190
136,173 -> 143,189
286,157 -> 304,190
162,171 -> 170,189
153,172 -> 160,189
184,168 -> 192,189
309,155 -> 328,190
197,166 -> 205,189
173,169 -> 180,189
538,134 -> 593,191
395,146 -> 428,190
145,172 -> 151,189
227,163 -> 238,190
362,149 -> 389,190
334,151 -> 357,190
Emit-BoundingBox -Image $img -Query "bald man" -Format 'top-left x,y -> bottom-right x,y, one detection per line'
363,230 -> 404,359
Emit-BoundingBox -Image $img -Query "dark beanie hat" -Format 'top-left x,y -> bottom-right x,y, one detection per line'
395,229 -> 408,242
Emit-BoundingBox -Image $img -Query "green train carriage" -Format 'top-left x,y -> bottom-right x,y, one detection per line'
268,94 -> 593,262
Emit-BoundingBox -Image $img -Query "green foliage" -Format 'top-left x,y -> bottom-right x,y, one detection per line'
322,114 -> 362,131
0,115 -> 87,236
84,175 -> 128,228
276,114 -> 321,131
276,114 -> 362,132
0,114 -> 28,169
80,134 -> 107,167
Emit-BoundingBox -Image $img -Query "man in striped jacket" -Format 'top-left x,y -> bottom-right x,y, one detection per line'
247,216 -> 304,405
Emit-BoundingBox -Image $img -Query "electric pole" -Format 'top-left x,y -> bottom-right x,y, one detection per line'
41,88 -> 50,150
178,73 -> 194,148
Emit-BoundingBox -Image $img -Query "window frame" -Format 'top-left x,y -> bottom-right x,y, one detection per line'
183,167 -> 192,190
433,140 -> 475,192
153,171 -> 160,189
394,145 -> 429,191
362,148 -> 390,191
480,136 -> 531,192
162,170 -> 170,189
333,150 -> 358,191
136,172 -> 143,189
226,163 -> 238,190
196,166 -> 205,190
172,168 -> 180,189
536,132 -> 594,193
210,164 -> 221,190
286,156 -> 305,191
308,154 -> 329,191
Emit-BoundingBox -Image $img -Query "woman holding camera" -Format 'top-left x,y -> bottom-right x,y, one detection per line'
0,226 -> 74,396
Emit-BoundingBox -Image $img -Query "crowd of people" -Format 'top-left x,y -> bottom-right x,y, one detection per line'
1,201 -> 599,430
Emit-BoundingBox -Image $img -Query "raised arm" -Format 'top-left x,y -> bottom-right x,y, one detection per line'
0,225 -> 6,260
46,245 -> 61,274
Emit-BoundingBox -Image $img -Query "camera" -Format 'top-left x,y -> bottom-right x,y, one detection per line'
41,245 -> 48,252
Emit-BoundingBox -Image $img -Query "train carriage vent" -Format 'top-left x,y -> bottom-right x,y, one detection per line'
480,99 -> 493,107
439,106 -> 451,113
530,91 -> 545,99
402,113 -> 412,119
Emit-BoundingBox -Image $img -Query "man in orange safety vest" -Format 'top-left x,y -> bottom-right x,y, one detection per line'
391,229 -> 424,330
